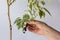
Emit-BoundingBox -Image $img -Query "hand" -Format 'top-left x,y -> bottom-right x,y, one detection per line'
26,20 -> 48,35
26,20 -> 60,40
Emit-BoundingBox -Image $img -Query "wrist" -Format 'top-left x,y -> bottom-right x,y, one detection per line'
42,25 -> 60,40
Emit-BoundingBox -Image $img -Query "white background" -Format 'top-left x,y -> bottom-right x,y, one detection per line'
0,0 -> 60,40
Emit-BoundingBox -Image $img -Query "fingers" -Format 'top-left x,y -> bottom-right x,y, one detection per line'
28,25 -> 39,33
26,20 -> 40,30
26,20 -> 49,35
26,23 -> 40,32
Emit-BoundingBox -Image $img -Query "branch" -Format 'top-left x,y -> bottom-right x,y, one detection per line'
10,0 -> 15,6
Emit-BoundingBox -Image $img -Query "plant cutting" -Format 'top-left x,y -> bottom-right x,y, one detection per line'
7,0 -> 15,40
14,0 -> 51,33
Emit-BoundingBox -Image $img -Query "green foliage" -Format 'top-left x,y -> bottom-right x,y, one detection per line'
14,14 -> 31,29
41,0 -> 45,5
39,9 -> 45,18
14,0 -> 51,30
23,14 -> 30,21
43,7 -> 51,16
14,17 -> 23,29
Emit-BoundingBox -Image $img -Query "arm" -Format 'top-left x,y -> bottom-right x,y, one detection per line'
26,20 -> 60,40
42,25 -> 60,40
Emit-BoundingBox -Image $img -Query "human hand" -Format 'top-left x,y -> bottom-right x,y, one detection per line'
26,20 -> 60,40
26,20 -> 48,35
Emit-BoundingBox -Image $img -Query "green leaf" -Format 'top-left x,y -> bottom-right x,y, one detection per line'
28,10 -> 32,14
41,1 -> 45,5
28,0 -> 33,3
23,14 -> 30,21
42,12 -> 45,17
21,20 -> 25,28
14,17 -> 23,30
29,3 -> 32,10
39,9 -> 45,18
33,1 -> 39,10
33,4 -> 39,10
43,8 -> 51,16
33,0 -> 41,11
16,22 -> 22,30
28,0 -> 29,3
14,17 -> 21,24
16,20 -> 25,30
14,14 -> 30,30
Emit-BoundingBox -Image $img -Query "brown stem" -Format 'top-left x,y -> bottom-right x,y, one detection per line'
7,0 -> 12,40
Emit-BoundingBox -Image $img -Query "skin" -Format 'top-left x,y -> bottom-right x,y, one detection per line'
26,20 -> 60,40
